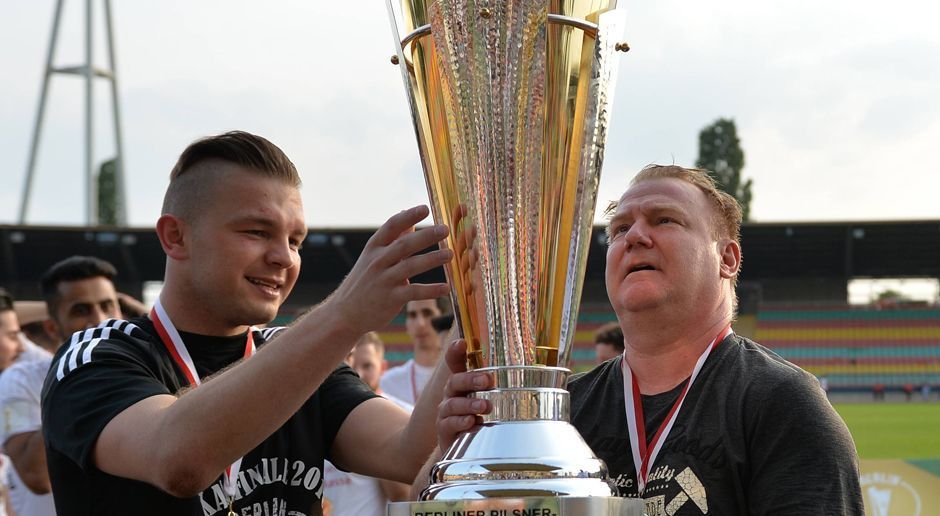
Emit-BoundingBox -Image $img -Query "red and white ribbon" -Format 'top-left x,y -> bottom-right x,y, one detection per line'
621,325 -> 732,494
151,298 -> 256,500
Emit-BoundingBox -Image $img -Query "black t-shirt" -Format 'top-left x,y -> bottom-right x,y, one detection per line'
41,318 -> 378,516
569,334 -> 864,516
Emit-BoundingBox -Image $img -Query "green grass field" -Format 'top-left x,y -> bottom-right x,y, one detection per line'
835,403 -> 940,459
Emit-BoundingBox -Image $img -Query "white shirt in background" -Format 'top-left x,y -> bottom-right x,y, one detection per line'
380,359 -> 435,406
322,392 -> 412,515
0,357 -> 57,516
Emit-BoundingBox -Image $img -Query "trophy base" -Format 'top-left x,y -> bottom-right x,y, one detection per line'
388,496 -> 645,516
423,419 -> 615,500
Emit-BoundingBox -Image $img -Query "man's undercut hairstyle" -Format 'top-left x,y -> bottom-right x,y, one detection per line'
594,321 -> 625,353
0,288 -> 14,313
41,256 -> 118,314
162,131 -> 302,221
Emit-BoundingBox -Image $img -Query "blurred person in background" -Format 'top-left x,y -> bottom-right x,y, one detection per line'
324,332 -> 410,514
431,313 -> 455,349
13,302 -> 58,355
39,256 -> 122,343
594,321 -> 625,364
0,290 -> 25,372
381,297 -> 451,405
0,256 -> 124,516
0,288 -> 26,515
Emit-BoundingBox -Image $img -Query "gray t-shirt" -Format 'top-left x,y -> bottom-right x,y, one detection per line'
569,334 -> 863,516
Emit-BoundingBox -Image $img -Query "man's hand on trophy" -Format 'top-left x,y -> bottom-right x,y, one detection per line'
436,339 -> 493,451
327,205 -> 453,335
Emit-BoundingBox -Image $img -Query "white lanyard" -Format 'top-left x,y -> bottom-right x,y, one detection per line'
151,298 -> 256,501
621,325 -> 732,494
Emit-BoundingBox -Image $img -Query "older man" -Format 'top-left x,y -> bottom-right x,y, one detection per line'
439,165 -> 862,515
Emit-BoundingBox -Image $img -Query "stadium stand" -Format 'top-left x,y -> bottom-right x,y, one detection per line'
3,221 -> 939,393
755,303 -> 940,393
381,302 -> 940,393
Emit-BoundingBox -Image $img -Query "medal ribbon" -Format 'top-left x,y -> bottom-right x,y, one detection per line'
621,324 -> 732,494
151,298 -> 256,500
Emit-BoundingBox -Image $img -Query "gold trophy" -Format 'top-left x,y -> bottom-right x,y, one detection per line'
386,0 -> 641,513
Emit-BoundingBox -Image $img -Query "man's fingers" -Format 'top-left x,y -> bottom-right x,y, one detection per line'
436,338 -> 492,453
438,396 -> 491,421
401,283 -> 451,303
436,414 -> 478,451
445,339 -> 468,374
391,248 -> 454,279
370,205 -> 431,247
444,371 -> 493,398
395,224 -> 449,259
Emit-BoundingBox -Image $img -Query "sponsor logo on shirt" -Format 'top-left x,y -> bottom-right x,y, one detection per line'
642,467 -> 707,516
200,457 -> 324,516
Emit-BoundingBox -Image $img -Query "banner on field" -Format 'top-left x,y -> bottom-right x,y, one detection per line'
861,459 -> 940,516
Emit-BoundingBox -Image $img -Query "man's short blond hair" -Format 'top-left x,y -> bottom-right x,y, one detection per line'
608,164 -> 742,244
355,331 -> 385,356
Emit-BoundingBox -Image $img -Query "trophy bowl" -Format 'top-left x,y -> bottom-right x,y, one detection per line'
387,0 -> 629,503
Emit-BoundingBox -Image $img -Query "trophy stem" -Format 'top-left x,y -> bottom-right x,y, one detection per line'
420,366 -> 615,500
470,365 -> 570,423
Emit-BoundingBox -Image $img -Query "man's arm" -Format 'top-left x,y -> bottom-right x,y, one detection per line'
331,340 -> 493,486
88,206 -> 453,497
4,431 -> 50,494
746,371 -> 863,515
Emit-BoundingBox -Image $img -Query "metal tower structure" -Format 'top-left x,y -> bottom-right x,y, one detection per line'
19,0 -> 128,225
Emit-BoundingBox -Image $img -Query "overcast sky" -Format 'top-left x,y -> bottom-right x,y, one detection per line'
1,0 -> 938,228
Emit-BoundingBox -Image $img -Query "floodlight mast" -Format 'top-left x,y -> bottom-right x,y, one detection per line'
19,0 -> 127,226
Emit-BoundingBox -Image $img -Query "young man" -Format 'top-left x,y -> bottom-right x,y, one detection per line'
323,333 -> 410,514
39,256 -> 122,343
40,131 -> 480,515
0,256 -> 123,516
437,165 -> 863,514
380,297 -> 450,405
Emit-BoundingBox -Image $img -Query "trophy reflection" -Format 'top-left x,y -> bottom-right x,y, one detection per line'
387,0 -> 628,500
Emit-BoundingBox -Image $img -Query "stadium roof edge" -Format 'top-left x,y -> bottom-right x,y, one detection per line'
3,219 -> 939,232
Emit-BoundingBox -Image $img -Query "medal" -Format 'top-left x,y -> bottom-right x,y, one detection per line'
151,298 -> 257,513
621,324 -> 732,493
